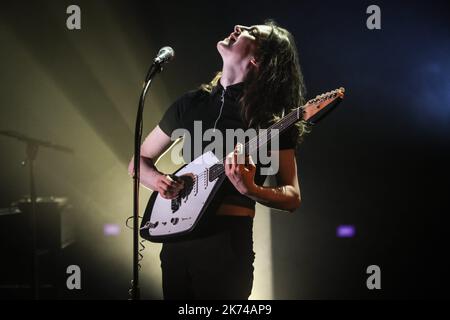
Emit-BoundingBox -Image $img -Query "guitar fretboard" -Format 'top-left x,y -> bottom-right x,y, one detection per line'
208,108 -> 300,182
207,88 -> 345,182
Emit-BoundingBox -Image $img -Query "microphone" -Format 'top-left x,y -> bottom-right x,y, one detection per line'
144,46 -> 175,83
154,46 -> 175,64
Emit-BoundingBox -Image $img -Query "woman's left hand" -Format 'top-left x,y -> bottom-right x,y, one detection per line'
224,145 -> 257,196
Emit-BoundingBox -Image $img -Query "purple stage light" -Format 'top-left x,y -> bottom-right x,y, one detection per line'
337,225 -> 356,238
104,224 -> 121,236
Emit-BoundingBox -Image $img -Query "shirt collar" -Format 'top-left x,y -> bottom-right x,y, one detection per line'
212,79 -> 244,101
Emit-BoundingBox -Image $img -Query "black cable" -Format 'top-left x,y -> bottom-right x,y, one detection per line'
125,214 -> 147,298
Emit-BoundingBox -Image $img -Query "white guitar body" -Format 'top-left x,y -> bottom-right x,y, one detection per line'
140,151 -> 225,242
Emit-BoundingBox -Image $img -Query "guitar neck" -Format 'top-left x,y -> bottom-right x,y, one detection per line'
242,108 -> 298,155
208,87 -> 345,181
208,109 -> 300,182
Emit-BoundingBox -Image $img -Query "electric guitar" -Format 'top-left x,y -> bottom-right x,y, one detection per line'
140,87 -> 345,242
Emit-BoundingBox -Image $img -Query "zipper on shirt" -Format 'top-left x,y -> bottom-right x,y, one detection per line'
213,87 -> 226,132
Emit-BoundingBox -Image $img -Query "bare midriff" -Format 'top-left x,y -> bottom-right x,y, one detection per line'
216,203 -> 255,218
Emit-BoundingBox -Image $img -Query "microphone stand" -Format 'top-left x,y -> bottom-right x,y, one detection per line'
130,61 -> 163,300
0,130 -> 73,300
26,142 -> 39,300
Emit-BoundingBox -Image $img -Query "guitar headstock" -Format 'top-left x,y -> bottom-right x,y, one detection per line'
302,87 -> 345,122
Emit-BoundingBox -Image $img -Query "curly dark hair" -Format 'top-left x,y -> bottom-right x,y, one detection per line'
202,20 -> 309,146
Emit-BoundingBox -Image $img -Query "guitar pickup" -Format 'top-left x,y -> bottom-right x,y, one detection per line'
193,174 -> 198,196
203,169 -> 208,189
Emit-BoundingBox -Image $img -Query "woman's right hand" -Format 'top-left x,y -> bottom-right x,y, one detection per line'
155,174 -> 185,199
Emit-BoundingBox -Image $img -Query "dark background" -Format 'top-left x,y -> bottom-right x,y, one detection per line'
0,0 -> 449,299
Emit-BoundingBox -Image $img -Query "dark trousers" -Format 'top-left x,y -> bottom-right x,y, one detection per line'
160,216 -> 255,300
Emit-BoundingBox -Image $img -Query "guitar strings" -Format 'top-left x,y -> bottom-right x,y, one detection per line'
188,107 -> 300,187
177,90 -> 339,186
